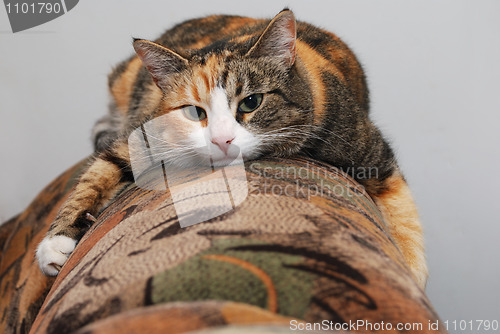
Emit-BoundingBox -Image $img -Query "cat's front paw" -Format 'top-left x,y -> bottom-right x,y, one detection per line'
36,235 -> 77,276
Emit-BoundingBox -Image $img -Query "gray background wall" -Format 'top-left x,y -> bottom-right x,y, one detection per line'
1,0 -> 499,331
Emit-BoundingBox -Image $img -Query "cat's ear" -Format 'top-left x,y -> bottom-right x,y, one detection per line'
133,39 -> 189,90
246,9 -> 297,68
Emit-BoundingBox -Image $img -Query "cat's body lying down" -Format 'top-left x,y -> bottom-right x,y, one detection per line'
36,9 -> 427,288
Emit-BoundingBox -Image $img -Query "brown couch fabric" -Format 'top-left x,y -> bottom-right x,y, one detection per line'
0,157 -> 446,333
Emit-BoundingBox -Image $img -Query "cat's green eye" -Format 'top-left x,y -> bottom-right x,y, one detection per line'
183,106 -> 207,121
238,94 -> 263,113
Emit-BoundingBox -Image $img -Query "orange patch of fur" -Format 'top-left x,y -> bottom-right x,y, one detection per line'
191,65 -> 215,104
223,17 -> 259,32
72,160 -> 123,211
184,35 -> 216,50
372,173 -> 428,289
110,57 -> 143,113
205,55 -> 219,90
230,34 -> 256,44
190,84 -> 200,101
295,41 -> 328,125
182,17 -> 256,50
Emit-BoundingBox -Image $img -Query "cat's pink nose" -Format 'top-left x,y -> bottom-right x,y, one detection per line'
211,137 -> 234,155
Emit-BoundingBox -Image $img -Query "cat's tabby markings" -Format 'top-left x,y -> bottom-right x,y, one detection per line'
36,10 -> 428,288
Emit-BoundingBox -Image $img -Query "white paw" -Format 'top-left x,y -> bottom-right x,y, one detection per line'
36,235 -> 77,276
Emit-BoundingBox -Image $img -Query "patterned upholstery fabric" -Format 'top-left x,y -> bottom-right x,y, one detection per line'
0,157 -> 446,334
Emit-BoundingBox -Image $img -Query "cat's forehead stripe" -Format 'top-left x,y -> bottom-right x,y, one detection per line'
188,56 -> 226,107
194,55 -> 220,93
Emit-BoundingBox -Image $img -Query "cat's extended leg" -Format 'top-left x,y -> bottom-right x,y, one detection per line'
368,171 -> 428,289
37,143 -> 132,276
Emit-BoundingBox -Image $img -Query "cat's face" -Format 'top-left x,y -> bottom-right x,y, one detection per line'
134,10 -> 313,167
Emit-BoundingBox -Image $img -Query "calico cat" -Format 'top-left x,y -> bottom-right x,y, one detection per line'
36,9 -> 427,288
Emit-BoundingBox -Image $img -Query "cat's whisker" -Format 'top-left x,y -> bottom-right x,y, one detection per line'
270,123 -> 358,155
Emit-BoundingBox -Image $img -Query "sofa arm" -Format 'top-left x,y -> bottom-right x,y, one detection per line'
1,157 -> 446,334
